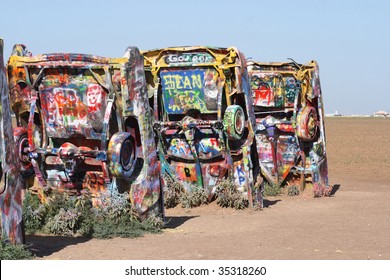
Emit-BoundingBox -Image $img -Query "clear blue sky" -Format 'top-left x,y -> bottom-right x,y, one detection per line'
1,0 -> 389,115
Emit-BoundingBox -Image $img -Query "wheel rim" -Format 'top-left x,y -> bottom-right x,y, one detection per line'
18,136 -> 30,165
234,109 -> 244,136
121,138 -> 135,171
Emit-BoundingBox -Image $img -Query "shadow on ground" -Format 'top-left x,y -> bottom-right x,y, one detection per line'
26,235 -> 91,258
263,199 -> 281,208
164,215 -> 198,229
330,184 -> 341,196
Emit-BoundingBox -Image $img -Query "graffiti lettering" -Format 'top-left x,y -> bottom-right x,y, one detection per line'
168,139 -> 192,159
161,69 -> 206,113
161,69 -> 220,114
164,53 -> 215,65
162,74 -> 202,90
173,164 -> 198,183
236,165 -> 245,176
234,164 -> 247,186
184,167 -> 191,178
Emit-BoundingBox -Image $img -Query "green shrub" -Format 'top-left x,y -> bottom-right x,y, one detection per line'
0,237 -> 32,260
22,189 -> 163,239
313,183 -> 333,197
44,208 -> 91,237
163,174 -> 184,209
23,190 -> 94,236
92,214 -> 163,239
91,189 -> 149,238
287,185 -> 300,196
163,173 -> 209,209
263,182 -> 282,197
23,192 -> 46,233
143,214 -> 165,229
215,179 -> 249,210
180,187 -> 209,208
92,189 -> 132,219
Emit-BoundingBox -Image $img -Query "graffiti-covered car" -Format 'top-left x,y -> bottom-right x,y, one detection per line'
247,60 -> 330,195
143,46 -> 262,207
7,45 -> 163,218
1,39 -> 25,243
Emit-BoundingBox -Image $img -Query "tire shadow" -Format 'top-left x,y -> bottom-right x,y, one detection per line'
26,235 -> 91,258
263,199 -> 281,208
330,184 -> 341,196
164,215 -> 198,229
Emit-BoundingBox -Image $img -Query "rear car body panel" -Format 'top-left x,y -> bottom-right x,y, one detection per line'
247,60 -> 329,194
7,45 -> 163,218
143,46 -> 262,207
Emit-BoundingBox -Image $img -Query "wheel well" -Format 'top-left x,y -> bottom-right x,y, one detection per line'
124,117 -> 141,147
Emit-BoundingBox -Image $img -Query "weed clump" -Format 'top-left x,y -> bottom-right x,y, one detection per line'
22,189 -> 163,239
23,190 -> 93,237
0,237 -> 33,260
287,185 -> 300,196
180,188 -> 209,208
263,182 -> 282,197
91,190 -> 162,239
163,173 -> 209,209
163,175 -> 253,210
215,179 -> 249,210
313,183 -> 333,197
163,174 -> 184,209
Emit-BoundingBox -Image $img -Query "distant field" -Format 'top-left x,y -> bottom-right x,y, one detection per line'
325,117 -> 390,184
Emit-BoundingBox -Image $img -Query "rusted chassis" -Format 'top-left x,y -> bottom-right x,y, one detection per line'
247,60 -> 329,194
6,45 -> 163,222
143,46 -> 262,207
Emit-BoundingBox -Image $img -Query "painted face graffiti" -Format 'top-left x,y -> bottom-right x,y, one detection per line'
87,84 -> 105,113
284,77 -> 298,106
204,72 -> 218,110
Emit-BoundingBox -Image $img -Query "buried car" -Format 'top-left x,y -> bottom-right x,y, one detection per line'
0,38 -> 25,243
6,45 -> 163,218
143,46 -> 262,207
247,60 -> 330,195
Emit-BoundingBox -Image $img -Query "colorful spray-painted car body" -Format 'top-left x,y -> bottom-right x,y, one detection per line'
143,46 -> 262,207
247,60 -> 329,195
7,45 -> 163,218
0,39 -> 25,243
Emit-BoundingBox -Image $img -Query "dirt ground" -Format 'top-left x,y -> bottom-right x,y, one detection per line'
26,117 -> 390,260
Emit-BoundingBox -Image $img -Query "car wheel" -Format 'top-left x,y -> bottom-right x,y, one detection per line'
223,105 -> 245,140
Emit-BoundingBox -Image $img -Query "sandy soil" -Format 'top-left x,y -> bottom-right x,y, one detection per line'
26,117 -> 390,260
